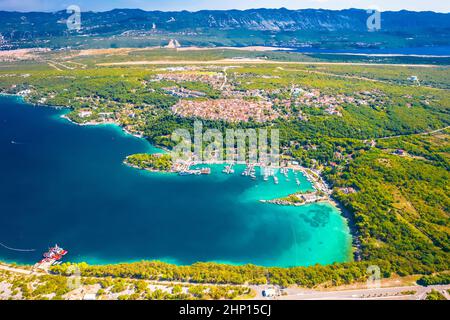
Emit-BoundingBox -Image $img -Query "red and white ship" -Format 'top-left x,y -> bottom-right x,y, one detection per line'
34,244 -> 68,270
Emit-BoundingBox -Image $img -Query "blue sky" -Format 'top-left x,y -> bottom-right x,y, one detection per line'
0,0 -> 449,12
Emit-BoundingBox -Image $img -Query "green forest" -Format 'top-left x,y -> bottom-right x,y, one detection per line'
1,48 -> 449,287
125,153 -> 172,172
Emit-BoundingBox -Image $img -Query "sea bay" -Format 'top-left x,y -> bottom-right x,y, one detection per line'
0,96 -> 352,267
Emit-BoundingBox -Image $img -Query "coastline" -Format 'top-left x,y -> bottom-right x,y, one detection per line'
261,197 -> 328,207
0,94 -> 146,143
0,93 -> 356,267
263,163 -> 361,262
122,159 -> 175,174
59,114 -> 146,140
328,196 -> 362,262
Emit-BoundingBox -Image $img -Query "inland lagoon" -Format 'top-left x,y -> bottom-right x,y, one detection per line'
0,96 -> 353,267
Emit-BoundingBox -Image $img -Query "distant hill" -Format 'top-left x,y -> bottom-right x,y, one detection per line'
0,8 -> 449,49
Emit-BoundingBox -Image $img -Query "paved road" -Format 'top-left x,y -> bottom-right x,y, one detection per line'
377,126 -> 450,140
220,66 -> 229,90
0,263 -> 35,275
253,284 -> 450,300
2,263 -> 449,300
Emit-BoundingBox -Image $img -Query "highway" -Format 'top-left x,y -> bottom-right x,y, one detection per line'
2,262 -> 448,300
253,284 -> 450,300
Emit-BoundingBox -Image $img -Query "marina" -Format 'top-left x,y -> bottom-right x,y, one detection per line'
222,163 -> 235,174
178,167 -> 211,176
0,96 -> 352,268
175,162 -> 212,176
173,159 -> 330,203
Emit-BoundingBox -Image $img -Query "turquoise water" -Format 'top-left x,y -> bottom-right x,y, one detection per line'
0,95 -> 352,267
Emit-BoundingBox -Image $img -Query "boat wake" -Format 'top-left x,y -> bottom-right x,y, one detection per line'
0,242 -> 35,252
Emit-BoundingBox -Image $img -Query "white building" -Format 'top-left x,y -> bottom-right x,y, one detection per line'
83,293 -> 96,300
262,288 -> 277,297
78,110 -> 92,118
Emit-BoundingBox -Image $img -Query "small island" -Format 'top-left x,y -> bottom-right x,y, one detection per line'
125,153 -> 214,175
264,190 -> 328,206
124,153 -> 173,173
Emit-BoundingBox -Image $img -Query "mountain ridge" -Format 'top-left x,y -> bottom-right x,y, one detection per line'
0,8 -> 449,49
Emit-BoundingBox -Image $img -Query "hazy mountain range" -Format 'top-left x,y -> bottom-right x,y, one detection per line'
0,8 -> 449,49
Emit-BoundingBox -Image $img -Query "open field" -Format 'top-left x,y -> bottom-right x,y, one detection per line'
97,58 -> 440,68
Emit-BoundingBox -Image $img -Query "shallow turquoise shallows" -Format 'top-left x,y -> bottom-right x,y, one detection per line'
0,96 -> 352,267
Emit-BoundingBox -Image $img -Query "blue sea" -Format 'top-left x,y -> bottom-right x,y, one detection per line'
0,95 -> 352,267
292,46 -> 450,56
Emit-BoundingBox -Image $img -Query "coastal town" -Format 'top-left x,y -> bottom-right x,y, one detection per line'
0,37 -> 448,305
172,98 -> 278,123
3,62 -> 401,131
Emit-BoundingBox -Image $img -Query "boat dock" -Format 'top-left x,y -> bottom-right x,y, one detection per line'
33,244 -> 68,272
175,162 -> 211,176
222,163 -> 235,174
172,160 -> 324,190
242,164 -> 257,179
